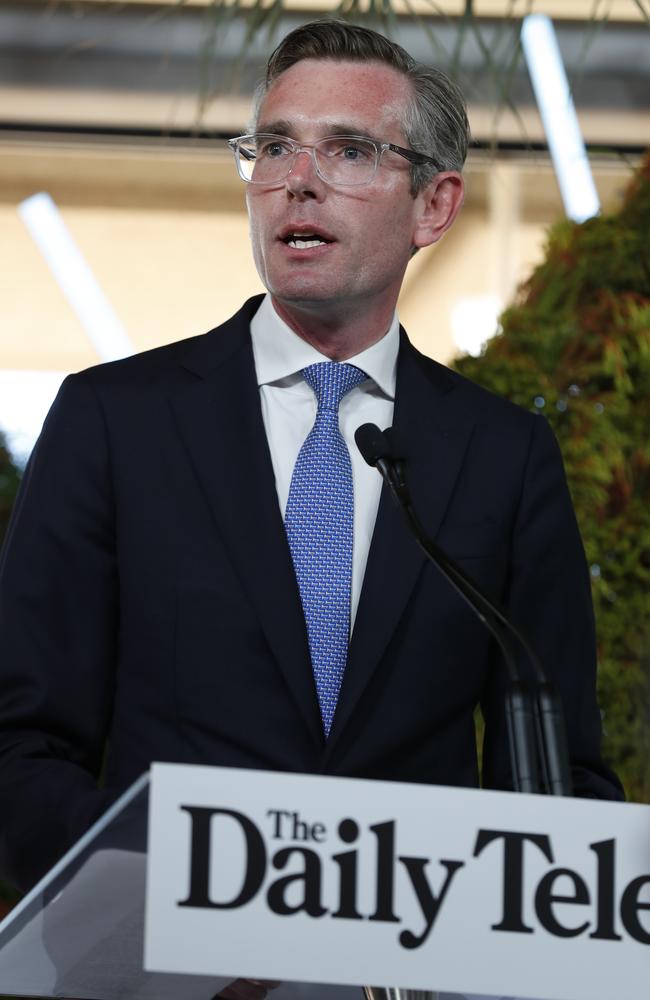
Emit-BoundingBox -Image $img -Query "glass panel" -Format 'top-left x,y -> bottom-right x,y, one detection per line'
0,772 -> 541,1000
0,776 -> 365,1000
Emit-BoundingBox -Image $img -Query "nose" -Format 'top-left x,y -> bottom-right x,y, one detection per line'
285,148 -> 325,200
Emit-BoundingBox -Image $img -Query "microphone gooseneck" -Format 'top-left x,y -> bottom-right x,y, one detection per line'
354,422 -> 572,797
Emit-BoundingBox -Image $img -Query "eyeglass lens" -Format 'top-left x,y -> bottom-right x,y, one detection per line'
236,135 -> 380,186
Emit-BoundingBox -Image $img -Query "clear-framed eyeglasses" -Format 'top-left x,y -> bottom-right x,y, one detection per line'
228,133 -> 441,187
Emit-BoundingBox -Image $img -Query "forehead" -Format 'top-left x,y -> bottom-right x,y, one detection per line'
257,58 -> 413,138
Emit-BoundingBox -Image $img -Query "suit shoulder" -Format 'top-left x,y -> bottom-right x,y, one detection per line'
413,346 -> 538,429
68,295 -> 264,393
72,331 -> 208,389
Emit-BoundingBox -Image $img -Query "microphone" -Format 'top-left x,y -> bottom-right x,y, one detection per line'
354,422 -> 389,468
355,422 -> 572,797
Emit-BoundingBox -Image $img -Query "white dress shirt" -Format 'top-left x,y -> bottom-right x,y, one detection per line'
250,294 -> 398,628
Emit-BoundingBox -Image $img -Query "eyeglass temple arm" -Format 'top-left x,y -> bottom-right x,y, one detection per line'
388,143 -> 440,170
229,140 -> 256,162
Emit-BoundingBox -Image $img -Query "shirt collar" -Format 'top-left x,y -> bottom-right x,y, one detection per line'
250,293 -> 398,400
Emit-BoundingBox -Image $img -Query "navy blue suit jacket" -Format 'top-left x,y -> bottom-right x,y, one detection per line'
0,296 -> 622,890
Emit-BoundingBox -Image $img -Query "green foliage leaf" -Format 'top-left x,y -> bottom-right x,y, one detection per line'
455,153 -> 650,803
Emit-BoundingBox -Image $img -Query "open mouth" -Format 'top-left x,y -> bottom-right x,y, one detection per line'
281,231 -> 333,249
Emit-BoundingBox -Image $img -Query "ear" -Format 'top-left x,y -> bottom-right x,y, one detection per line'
411,171 -> 465,250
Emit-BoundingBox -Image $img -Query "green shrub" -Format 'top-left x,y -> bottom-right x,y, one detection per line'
455,155 -> 650,802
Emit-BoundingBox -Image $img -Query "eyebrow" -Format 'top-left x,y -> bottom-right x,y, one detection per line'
256,120 -> 383,144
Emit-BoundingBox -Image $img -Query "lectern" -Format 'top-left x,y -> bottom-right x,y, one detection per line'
0,776 -> 360,1000
0,764 -> 647,1000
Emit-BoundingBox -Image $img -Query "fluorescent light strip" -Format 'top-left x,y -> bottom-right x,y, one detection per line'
18,192 -> 135,363
521,14 -> 600,223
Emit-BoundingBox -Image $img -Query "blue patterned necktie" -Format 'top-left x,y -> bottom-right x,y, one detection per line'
285,362 -> 368,736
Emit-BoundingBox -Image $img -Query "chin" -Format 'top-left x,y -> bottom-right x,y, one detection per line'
269,278 -> 346,304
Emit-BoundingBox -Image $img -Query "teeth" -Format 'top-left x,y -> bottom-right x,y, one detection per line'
288,237 -> 325,249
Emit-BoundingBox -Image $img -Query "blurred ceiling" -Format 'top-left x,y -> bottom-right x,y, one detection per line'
1,0 -> 648,147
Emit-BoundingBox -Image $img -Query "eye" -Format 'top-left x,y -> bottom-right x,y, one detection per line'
323,138 -> 374,162
342,145 -> 364,160
258,138 -> 293,158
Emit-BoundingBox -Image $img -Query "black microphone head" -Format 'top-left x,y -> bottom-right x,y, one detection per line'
355,423 -> 391,468
383,426 -> 405,460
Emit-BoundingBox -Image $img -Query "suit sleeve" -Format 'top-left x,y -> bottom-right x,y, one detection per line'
0,374 -> 117,890
480,414 -> 624,799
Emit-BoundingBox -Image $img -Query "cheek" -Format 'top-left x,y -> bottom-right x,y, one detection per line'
246,202 -> 268,270
246,192 -> 266,238
361,212 -> 414,271
358,187 -> 416,252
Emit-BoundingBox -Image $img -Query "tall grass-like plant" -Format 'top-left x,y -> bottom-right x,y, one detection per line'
455,154 -> 650,803
169,1 -> 649,130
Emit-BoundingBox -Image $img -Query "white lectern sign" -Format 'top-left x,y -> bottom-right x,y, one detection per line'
145,763 -> 649,1000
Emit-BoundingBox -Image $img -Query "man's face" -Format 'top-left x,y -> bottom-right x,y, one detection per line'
246,58 -> 429,319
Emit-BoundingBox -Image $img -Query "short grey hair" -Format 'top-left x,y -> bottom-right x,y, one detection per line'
254,19 -> 470,195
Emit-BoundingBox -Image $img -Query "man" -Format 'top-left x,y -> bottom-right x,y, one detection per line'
0,21 -> 622,893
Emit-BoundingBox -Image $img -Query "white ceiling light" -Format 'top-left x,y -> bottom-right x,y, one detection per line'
521,13 -> 600,223
18,192 -> 135,363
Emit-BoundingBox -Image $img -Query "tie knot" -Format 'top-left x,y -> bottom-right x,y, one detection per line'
302,362 -> 368,412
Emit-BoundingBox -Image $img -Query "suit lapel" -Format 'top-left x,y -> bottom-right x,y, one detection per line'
169,304 -> 476,759
170,298 -> 323,750
326,333 -> 476,752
